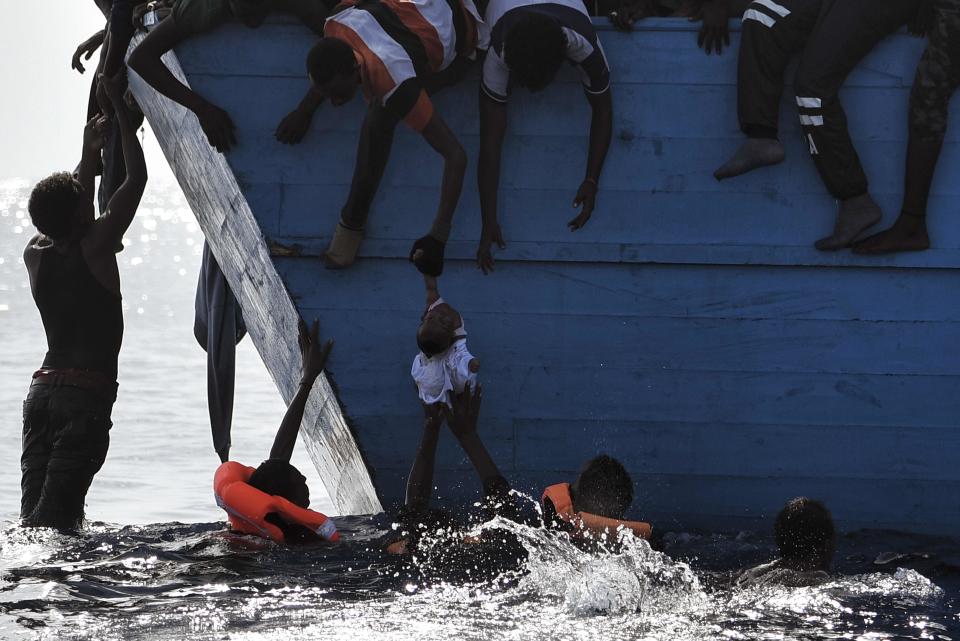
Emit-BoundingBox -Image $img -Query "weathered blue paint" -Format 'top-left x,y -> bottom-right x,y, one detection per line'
140,16 -> 960,533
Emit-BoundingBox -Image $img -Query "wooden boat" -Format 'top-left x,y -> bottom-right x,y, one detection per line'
128,17 -> 960,534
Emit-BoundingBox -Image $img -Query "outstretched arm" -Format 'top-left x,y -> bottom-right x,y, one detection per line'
409,109 -> 468,276
87,73 -> 147,254
75,116 -> 106,202
445,385 -> 502,486
404,403 -> 444,510
276,86 -> 326,144
423,272 -> 440,307
269,319 -> 334,462
568,88 -> 612,232
476,92 -> 508,274
127,17 -> 236,151
72,29 -> 106,74
694,0 -> 732,55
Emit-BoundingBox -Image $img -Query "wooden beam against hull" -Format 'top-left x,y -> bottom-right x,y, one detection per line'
126,34 -> 381,515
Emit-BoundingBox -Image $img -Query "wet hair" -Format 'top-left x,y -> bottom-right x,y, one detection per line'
774,497 -> 836,569
248,459 -> 307,503
504,14 -> 567,91
307,38 -> 357,85
570,455 -> 633,519
417,319 -> 454,358
28,172 -> 83,240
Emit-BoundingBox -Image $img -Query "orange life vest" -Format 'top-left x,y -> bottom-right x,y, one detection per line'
542,483 -> 653,540
214,461 -> 340,544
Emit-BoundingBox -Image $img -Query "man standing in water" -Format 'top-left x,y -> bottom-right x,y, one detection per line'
21,73 -> 147,529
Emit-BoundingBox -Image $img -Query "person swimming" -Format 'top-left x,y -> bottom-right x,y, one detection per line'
213,319 -> 339,545
736,496 -> 836,587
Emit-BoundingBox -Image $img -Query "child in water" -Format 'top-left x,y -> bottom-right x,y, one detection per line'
410,259 -> 479,406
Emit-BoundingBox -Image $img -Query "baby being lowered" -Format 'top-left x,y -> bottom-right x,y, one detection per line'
411,267 -> 479,406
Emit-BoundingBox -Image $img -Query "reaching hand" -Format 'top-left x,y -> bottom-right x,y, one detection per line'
83,115 -> 108,154
72,31 -> 105,74
275,107 -> 313,144
422,401 -> 444,428
196,101 -> 237,153
476,222 -> 506,275
299,318 -> 334,383
569,179 -> 597,231
99,71 -> 127,106
409,235 -> 445,276
695,0 -> 731,55
443,384 -> 482,439
609,0 -> 654,30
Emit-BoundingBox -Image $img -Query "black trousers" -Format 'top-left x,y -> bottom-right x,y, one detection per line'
21,382 -> 114,529
737,0 -> 918,199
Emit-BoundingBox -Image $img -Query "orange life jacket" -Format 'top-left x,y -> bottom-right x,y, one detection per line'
214,461 -> 340,544
542,483 -> 652,540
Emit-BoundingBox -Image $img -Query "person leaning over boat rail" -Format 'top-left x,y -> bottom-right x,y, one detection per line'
20,72 -> 147,530
475,0 -> 613,274
302,0 -> 487,275
128,0 -> 335,153
214,319 -> 340,544
854,0 -> 960,256
714,0 -> 919,251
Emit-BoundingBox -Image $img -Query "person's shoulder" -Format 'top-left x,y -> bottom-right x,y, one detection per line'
171,0 -> 232,35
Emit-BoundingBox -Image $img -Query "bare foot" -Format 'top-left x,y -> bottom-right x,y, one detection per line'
815,193 -> 882,251
714,138 -> 785,180
853,213 -> 930,255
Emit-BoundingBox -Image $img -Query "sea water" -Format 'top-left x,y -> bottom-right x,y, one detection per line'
1,179 -> 958,640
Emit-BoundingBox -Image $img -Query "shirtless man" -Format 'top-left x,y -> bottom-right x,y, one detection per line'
21,74 -> 147,529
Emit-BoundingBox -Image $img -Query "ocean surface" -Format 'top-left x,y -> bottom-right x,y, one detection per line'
1,178 -> 958,640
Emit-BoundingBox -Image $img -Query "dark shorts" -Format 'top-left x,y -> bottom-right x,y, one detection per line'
20,382 -> 114,529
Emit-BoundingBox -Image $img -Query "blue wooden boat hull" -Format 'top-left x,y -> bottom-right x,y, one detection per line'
128,18 -> 960,534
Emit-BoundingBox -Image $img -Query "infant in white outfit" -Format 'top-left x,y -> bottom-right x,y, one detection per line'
410,272 -> 479,406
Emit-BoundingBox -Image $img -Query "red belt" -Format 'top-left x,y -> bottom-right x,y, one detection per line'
32,368 -> 118,400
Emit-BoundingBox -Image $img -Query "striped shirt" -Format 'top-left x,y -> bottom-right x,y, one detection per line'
325,0 -> 486,130
480,0 -> 610,102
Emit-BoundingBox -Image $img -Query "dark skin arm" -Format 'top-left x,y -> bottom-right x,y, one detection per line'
269,320 -> 334,462
127,16 -> 236,152
444,385 -> 503,486
476,92 -> 508,275
568,88 -> 613,232
404,403 -> 444,510
408,110 -> 468,276
75,116 -> 107,202
72,29 -> 105,74
693,0 -> 732,55
274,6 -> 329,143
85,73 -> 148,257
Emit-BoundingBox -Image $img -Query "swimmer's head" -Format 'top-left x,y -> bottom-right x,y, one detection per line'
774,497 -> 836,571
248,459 -> 310,508
570,455 -> 633,520
28,172 -> 90,240
307,38 -> 361,107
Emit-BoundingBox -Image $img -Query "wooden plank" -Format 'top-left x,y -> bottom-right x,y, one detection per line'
125,35 -> 381,515
279,259 -> 960,323
276,310 -> 960,377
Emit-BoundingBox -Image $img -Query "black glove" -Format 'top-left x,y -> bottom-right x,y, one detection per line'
409,235 -> 445,276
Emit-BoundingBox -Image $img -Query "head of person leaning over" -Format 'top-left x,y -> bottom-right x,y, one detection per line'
29,171 -> 94,244
542,455 -> 652,544
504,13 -> 568,92
774,497 -> 836,572
307,38 -> 361,107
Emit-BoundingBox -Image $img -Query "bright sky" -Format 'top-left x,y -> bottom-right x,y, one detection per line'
0,2 -> 173,181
